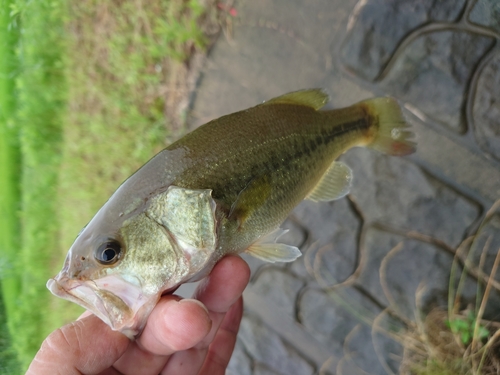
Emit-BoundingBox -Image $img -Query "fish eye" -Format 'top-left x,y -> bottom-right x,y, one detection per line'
95,240 -> 122,265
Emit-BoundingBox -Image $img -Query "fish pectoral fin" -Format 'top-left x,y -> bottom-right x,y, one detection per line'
306,161 -> 353,202
262,89 -> 329,110
245,228 -> 302,263
147,186 -> 217,250
228,174 -> 272,227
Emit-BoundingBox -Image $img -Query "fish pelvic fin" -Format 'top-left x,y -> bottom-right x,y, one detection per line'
363,97 -> 416,156
306,161 -> 353,202
245,228 -> 302,263
262,89 -> 329,110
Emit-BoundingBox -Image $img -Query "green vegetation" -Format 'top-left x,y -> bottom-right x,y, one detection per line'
9,1 -> 67,368
446,311 -> 489,346
403,205 -> 500,375
0,0 -> 21,373
0,0 -> 216,371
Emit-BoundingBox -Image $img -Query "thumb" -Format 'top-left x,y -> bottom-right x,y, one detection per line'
27,314 -> 129,375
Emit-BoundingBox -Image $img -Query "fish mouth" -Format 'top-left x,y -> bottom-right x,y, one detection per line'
47,274 -> 159,338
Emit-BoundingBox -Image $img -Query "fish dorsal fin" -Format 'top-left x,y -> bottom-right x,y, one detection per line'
147,186 -> 217,251
228,174 -> 273,227
263,89 -> 329,110
307,161 -> 353,202
245,228 -> 302,263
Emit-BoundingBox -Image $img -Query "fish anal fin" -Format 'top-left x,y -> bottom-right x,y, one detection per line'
307,161 -> 353,202
263,89 -> 329,110
228,174 -> 273,227
245,228 -> 302,263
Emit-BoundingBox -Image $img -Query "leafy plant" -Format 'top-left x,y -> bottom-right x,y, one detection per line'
446,311 -> 489,346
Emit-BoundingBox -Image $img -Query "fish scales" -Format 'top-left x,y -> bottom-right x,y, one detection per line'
47,89 -> 416,337
167,104 -> 372,249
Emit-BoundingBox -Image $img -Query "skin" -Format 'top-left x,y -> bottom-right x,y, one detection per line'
28,256 -> 250,375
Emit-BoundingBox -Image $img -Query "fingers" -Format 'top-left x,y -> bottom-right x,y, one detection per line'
195,256 -> 249,312
194,255 -> 250,348
197,296 -> 243,375
112,296 -> 212,374
160,255 -> 250,374
26,314 -> 129,375
28,256 -> 249,375
138,297 -> 212,355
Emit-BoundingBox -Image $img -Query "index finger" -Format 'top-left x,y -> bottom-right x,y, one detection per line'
193,255 -> 250,347
160,256 -> 250,374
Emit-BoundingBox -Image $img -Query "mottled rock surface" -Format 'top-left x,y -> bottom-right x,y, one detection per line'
472,52 -> 500,161
381,31 -> 494,132
290,198 -> 362,286
356,227 -> 455,318
341,0 -> 467,81
469,0 -> 500,33
251,268 -> 304,316
239,314 -> 315,375
342,148 -> 480,247
468,212 -> 500,283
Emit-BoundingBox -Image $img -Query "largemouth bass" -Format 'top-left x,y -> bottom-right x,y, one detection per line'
48,89 -> 416,337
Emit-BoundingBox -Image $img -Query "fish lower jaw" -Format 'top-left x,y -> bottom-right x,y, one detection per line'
46,276 -> 159,338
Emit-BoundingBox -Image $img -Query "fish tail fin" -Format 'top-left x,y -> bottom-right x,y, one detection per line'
363,97 -> 416,156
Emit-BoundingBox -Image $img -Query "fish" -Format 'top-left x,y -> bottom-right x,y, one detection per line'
47,89 -> 416,337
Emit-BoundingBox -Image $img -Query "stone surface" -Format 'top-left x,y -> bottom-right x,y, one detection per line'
469,0 -> 500,34
251,267 -> 304,316
227,339 -> 253,375
472,51 -> 500,162
382,30 -> 494,132
190,0 -> 358,130
253,364 -> 282,375
238,314 -> 315,375
356,226 -> 500,323
341,148 -> 480,248
298,286 -> 402,375
298,286 -> 377,350
468,213 -> 500,283
289,198 -> 362,286
340,0 -> 466,81
339,317 -> 402,375
357,227 -> 455,318
407,115 -> 500,203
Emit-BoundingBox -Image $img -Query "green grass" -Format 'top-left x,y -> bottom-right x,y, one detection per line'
0,0 -> 215,371
0,0 -> 21,373
13,1 -> 67,367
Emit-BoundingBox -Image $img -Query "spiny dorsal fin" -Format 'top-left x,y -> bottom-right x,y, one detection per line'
262,89 -> 329,110
306,161 -> 353,202
245,228 -> 302,263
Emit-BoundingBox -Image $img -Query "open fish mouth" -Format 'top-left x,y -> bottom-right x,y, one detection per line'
47,274 -> 158,338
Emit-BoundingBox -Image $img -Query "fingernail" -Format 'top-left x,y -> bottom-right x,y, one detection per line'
179,298 -> 210,315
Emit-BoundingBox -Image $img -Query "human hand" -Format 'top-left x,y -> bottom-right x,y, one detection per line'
27,255 -> 250,375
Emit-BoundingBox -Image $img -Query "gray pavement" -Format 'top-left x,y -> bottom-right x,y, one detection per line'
187,0 -> 500,373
